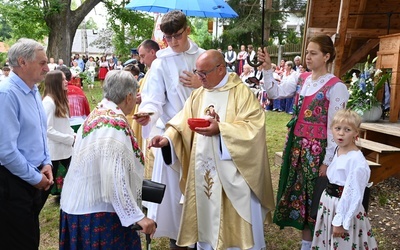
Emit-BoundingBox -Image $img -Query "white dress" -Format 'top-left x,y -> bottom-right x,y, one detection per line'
311,150 -> 378,249
139,39 -> 205,240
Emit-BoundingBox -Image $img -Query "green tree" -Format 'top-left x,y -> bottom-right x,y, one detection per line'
0,18 -> 12,40
0,0 -> 152,65
78,17 -> 98,30
218,0 -> 307,49
103,0 -> 153,58
0,0 -> 102,65
189,18 -> 215,49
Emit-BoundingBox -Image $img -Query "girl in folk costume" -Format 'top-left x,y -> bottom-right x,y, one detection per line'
108,57 -> 116,71
259,35 -> 349,250
98,56 -> 108,87
311,109 -> 378,249
236,44 -> 248,75
70,61 -> 82,88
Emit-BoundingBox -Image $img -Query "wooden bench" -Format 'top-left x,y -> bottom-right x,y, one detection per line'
356,138 -> 400,154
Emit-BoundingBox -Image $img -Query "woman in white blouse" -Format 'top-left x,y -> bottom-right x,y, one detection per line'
259,35 -> 350,250
41,70 -> 75,208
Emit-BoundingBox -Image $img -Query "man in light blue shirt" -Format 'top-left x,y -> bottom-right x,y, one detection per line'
0,38 -> 53,250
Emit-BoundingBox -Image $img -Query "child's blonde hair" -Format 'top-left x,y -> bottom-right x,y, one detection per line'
330,109 -> 362,132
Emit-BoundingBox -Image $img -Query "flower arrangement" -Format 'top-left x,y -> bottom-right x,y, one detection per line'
346,56 -> 390,116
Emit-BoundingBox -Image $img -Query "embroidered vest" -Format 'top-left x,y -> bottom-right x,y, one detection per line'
293,74 -> 340,139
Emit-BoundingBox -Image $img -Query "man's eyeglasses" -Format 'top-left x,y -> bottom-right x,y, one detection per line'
163,28 -> 186,42
193,64 -> 221,78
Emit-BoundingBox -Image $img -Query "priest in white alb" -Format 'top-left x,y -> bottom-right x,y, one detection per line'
149,50 -> 275,250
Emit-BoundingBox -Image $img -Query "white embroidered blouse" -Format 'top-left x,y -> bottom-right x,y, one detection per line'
327,150 -> 371,230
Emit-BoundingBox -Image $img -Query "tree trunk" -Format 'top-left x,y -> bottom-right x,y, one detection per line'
44,0 -> 102,66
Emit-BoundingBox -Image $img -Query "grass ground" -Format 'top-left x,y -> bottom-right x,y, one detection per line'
39,83 -> 396,249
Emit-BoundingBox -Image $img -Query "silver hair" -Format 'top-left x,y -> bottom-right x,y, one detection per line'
294,56 -> 301,61
103,70 -> 139,104
7,38 -> 45,68
286,61 -> 294,68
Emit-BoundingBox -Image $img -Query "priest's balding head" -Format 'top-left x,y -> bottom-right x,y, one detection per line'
194,49 -> 227,89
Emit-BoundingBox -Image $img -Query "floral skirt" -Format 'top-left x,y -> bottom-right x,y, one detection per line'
273,136 -> 326,231
311,191 -> 378,249
59,210 -> 141,250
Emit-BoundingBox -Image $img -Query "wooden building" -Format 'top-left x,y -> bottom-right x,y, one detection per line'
274,0 -> 400,183
302,0 -> 400,122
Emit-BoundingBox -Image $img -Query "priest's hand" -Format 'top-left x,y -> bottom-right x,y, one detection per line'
257,47 -> 272,71
148,135 -> 169,148
195,117 -> 220,136
180,70 -> 202,88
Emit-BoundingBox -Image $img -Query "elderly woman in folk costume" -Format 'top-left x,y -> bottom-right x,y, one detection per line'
60,70 -> 157,249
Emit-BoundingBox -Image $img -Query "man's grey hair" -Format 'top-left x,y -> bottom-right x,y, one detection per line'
103,70 -> 139,104
294,56 -> 301,61
7,38 -> 45,68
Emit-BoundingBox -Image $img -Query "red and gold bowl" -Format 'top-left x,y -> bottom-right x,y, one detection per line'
187,118 -> 210,131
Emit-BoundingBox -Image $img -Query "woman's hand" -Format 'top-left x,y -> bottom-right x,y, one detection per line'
333,225 -> 346,238
257,47 -> 272,71
136,217 -> 157,237
148,135 -> 169,148
319,164 -> 328,177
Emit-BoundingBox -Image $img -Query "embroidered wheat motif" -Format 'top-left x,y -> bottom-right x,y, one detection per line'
203,169 -> 214,199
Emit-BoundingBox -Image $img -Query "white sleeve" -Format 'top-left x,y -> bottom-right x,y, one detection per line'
139,61 -> 166,138
110,147 -> 145,227
332,163 -> 370,230
323,82 -> 349,165
262,69 -> 297,99
224,53 -> 229,63
43,98 -> 74,146
230,52 -> 237,63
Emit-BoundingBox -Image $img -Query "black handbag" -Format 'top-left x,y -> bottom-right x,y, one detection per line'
142,179 -> 166,204
310,176 -> 328,220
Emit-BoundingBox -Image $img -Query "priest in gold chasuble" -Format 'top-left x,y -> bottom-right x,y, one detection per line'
149,50 -> 275,250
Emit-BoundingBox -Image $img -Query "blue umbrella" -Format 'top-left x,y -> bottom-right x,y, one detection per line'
125,0 -> 238,18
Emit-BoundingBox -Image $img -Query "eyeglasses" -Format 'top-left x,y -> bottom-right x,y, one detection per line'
163,28 -> 186,42
193,64 -> 221,78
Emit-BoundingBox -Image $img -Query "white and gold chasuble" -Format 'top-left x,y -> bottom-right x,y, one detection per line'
165,73 -> 275,250
195,89 -> 252,247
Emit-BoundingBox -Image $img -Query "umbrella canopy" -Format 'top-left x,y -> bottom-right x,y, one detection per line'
126,0 -> 238,18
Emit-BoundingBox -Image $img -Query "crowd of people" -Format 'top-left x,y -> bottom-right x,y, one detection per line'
0,9 -> 379,250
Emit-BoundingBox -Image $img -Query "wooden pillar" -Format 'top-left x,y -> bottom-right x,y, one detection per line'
376,33 -> 400,122
333,0 -> 350,76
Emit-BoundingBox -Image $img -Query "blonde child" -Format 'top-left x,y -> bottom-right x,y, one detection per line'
312,109 -> 378,249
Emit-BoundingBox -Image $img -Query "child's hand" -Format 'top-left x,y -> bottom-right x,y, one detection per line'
319,164 -> 328,176
333,225 -> 346,238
